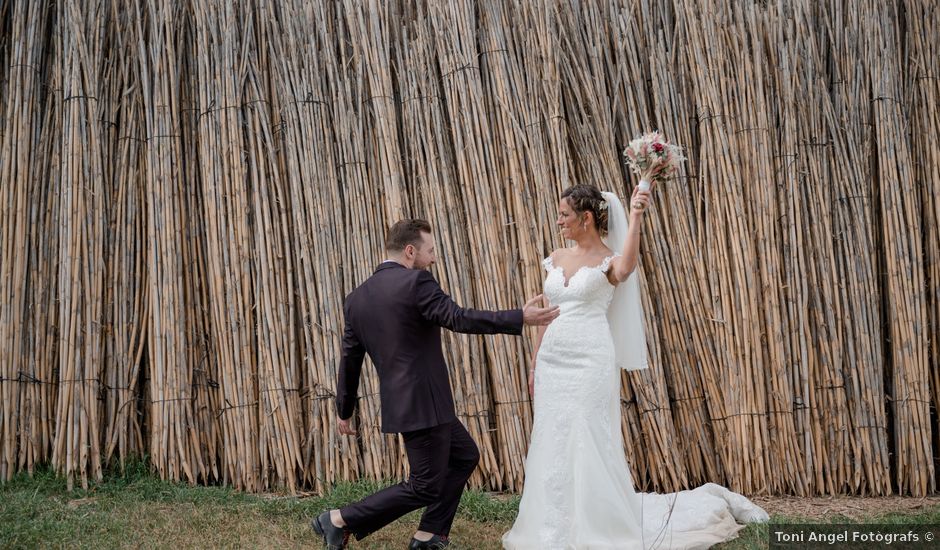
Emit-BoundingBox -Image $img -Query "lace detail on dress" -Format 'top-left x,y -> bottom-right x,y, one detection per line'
541,253 -> 619,290
541,256 -> 554,273
598,252 -> 620,273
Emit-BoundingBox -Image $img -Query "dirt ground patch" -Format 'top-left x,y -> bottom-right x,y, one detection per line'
751,495 -> 940,521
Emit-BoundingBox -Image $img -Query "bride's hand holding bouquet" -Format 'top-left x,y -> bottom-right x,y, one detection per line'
622,131 -> 685,211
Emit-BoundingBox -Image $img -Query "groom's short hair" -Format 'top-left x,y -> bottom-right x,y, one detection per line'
385,219 -> 432,252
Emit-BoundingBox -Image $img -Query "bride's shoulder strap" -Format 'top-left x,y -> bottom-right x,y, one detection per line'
541,249 -> 563,272
599,252 -> 620,273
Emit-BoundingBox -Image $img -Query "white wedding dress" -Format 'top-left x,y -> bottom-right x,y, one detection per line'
502,255 -> 768,550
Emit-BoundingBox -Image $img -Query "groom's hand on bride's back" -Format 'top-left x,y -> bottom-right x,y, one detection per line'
523,294 -> 560,326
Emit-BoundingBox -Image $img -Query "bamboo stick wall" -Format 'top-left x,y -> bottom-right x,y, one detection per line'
0,0 -> 937,497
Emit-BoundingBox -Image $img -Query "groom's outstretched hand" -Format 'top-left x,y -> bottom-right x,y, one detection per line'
338,417 -> 357,436
523,294 -> 560,326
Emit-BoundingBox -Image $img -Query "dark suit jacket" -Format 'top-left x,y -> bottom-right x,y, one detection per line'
336,262 -> 523,433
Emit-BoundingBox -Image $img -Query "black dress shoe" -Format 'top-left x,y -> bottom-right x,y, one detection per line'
311,511 -> 350,550
409,534 -> 449,549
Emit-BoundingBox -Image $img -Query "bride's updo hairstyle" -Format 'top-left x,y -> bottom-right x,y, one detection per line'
561,184 -> 609,236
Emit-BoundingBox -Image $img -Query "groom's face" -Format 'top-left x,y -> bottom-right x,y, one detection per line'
410,232 -> 437,270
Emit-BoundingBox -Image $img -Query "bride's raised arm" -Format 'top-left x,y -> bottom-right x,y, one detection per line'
608,186 -> 652,284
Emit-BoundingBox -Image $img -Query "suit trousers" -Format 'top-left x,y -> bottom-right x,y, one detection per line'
340,420 -> 480,540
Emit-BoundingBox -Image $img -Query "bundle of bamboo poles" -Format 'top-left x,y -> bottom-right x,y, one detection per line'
1,0 -> 51,480
267,0 -> 365,490
138,0 -> 208,485
867,1 -> 934,497
0,0 -> 937,497
907,1 -> 940,492
191,0 -> 266,491
51,0 -> 109,491
102,0 -> 146,468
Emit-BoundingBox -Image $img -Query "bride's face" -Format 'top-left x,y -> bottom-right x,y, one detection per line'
557,198 -> 583,239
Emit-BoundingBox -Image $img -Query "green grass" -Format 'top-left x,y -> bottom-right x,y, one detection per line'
0,459 -> 512,549
1,460 -> 937,549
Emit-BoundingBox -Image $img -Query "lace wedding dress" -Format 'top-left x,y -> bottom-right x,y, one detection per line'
502,255 -> 768,550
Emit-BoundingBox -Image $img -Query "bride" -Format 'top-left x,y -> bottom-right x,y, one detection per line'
502,184 -> 768,549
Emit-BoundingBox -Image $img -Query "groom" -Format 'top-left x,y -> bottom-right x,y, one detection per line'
312,219 -> 559,550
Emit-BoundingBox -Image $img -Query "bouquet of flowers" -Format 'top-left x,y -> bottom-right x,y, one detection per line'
622,131 -> 686,197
